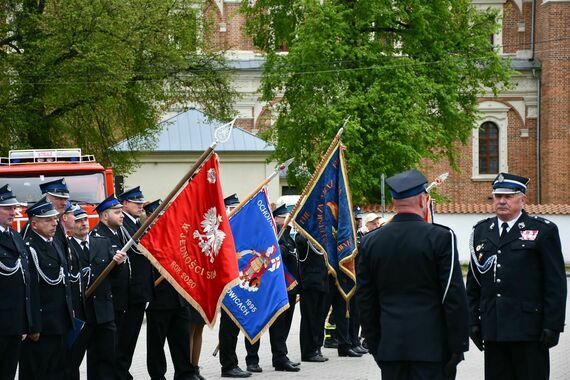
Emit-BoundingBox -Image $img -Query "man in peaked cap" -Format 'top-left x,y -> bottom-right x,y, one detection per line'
357,169 -> 469,380
243,204 -> 301,373
67,206 -> 126,379
224,193 -> 240,213
91,194 -> 132,378
0,185 -> 39,379
143,199 -> 161,217
466,173 -> 566,380
116,187 -> 155,379
20,196 -> 74,380
219,194 -> 252,378
21,178 -> 69,240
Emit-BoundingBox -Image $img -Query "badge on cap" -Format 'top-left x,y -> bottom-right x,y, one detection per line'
497,174 -> 504,182
6,185 -> 11,192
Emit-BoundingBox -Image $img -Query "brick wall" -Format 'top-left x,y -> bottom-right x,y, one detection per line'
201,0 -> 569,205
534,1 -> 570,203
205,1 -> 255,51
420,106 -> 536,204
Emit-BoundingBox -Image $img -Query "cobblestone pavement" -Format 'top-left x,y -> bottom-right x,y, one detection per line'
79,279 -> 570,379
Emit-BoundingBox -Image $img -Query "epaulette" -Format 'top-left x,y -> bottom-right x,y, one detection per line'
473,217 -> 493,229
432,222 -> 453,232
530,215 -> 552,225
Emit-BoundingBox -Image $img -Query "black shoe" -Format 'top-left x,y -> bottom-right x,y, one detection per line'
246,364 -> 262,373
301,354 -> 328,362
194,366 -> 206,380
353,345 -> 369,354
323,338 -> 338,349
275,362 -> 301,372
221,367 -> 252,378
287,360 -> 301,367
338,348 -> 363,357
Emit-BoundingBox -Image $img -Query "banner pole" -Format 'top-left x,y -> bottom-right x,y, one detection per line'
86,119 -> 236,299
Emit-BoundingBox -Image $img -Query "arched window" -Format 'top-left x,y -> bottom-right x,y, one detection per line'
478,122 -> 499,174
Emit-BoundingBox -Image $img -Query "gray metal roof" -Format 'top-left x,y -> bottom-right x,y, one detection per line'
116,108 -> 274,153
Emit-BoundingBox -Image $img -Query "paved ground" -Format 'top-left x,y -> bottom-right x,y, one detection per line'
79,279 -> 570,379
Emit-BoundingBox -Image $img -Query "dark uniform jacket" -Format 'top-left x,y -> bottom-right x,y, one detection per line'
357,213 -> 469,362
0,228 -> 38,335
122,213 -> 154,304
147,269 -> 188,311
70,236 -> 121,324
90,223 -> 130,313
25,231 -> 73,335
295,233 -> 328,293
278,225 -> 299,295
466,211 -> 567,342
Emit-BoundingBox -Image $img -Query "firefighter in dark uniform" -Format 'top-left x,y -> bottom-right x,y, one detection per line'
90,194 -> 131,377
143,199 -> 199,380
115,186 -> 155,379
466,173 -> 567,380
219,194 -> 251,378
244,204 -> 301,373
0,185 -> 39,379
68,206 -> 127,379
20,197 -> 74,380
297,228 -> 329,362
357,169 -> 469,380
21,178 -> 69,241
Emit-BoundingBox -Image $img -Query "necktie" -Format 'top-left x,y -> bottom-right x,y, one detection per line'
500,222 -> 509,240
81,240 -> 89,255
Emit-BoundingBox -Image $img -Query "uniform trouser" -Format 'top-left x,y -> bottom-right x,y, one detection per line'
299,288 -> 327,358
116,302 -> 146,380
19,334 -> 66,380
348,296 -> 361,347
0,334 -> 21,380
219,309 -> 241,371
331,290 -> 361,350
67,321 -> 116,380
245,293 -> 297,367
379,361 -> 455,380
484,341 -> 549,380
146,307 -> 195,380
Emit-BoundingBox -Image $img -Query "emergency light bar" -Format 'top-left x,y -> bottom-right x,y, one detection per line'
0,149 -> 96,165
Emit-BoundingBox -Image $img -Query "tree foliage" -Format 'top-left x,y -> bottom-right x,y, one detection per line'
0,0 -> 236,173
241,0 -> 512,203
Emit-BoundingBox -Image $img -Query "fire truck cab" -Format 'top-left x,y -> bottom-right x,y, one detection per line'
0,149 -> 115,231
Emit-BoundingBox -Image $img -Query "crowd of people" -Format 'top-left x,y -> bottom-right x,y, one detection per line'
0,169 -> 567,380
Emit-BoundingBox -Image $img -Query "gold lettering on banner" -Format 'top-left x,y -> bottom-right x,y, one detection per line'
177,223 -> 215,281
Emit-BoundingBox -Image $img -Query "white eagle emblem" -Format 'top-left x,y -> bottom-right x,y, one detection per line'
193,207 -> 226,263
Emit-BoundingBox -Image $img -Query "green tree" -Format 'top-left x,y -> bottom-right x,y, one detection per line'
0,0 -> 236,173
241,0 -> 511,203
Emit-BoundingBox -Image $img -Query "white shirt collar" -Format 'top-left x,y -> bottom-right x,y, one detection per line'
123,212 -> 138,224
33,231 -> 53,243
73,236 -> 90,248
497,212 -> 523,234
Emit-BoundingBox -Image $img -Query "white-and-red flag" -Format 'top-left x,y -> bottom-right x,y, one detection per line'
139,154 -> 239,326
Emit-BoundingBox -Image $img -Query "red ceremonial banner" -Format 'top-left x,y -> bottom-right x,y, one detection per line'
139,154 -> 239,326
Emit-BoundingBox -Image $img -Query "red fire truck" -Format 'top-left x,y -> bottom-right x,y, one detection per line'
0,149 -> 116,231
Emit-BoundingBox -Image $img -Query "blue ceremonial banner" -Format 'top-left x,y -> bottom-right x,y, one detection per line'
222,189 -> 290,343
293,141 -> 358,300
